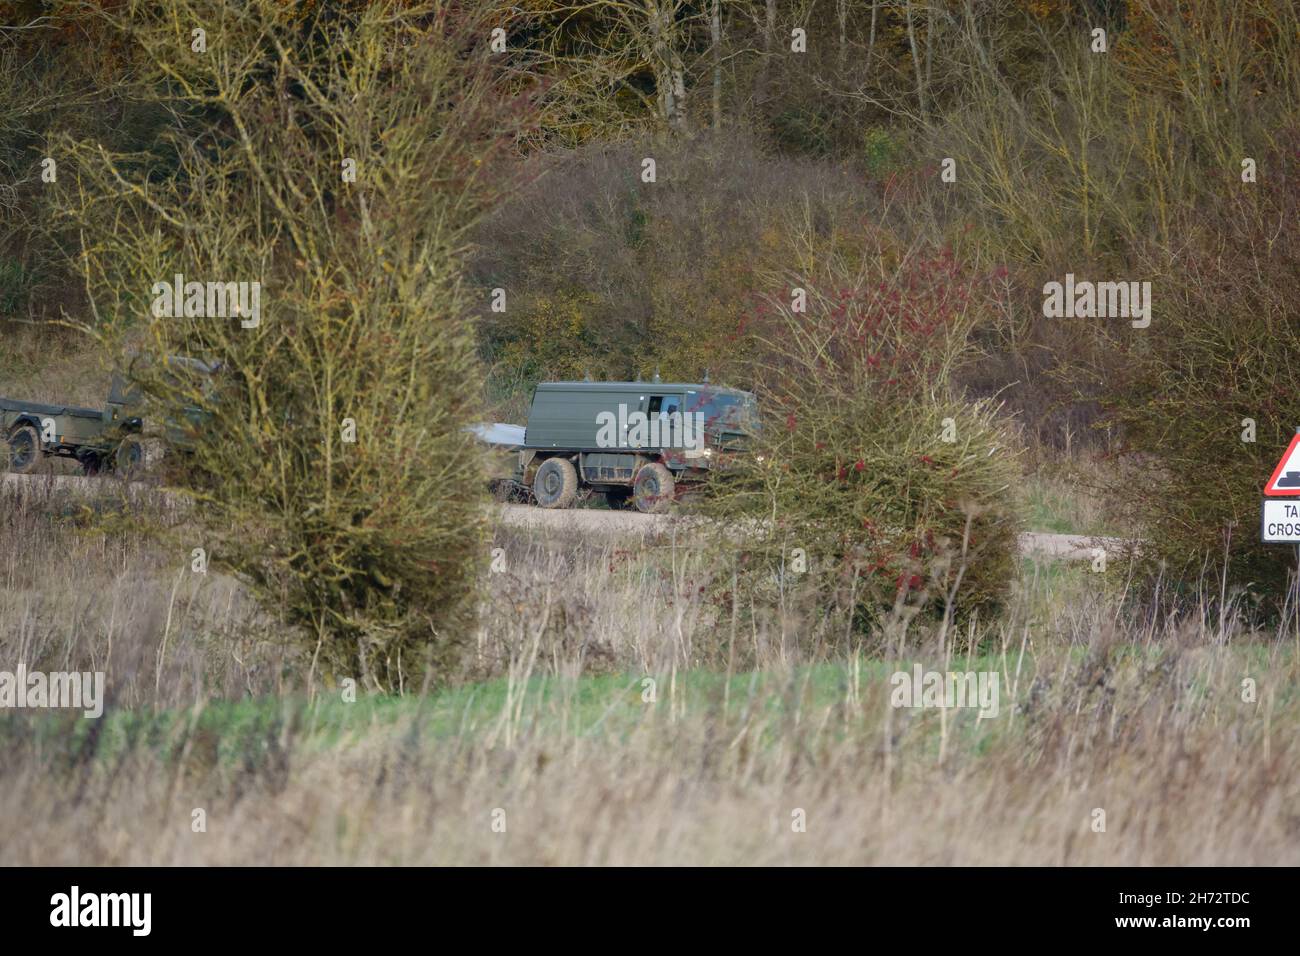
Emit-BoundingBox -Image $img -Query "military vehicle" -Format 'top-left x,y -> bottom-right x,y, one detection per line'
1,378 -> 145,475
469,423 -> 531,503
485,379 -> 759,513
1,355 -> 217,476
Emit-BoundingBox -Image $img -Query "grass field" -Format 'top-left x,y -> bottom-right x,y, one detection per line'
3,481 -> 1298,865
3,0 -> 1296,875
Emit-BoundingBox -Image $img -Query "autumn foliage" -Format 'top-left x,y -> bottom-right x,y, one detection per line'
702,245 -> 1023,637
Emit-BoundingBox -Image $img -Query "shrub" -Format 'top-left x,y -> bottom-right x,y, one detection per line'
0,257 -> 31,316
56,0 -> 533,690
703,244 -> 1023,638
1086,137 -> 1300,611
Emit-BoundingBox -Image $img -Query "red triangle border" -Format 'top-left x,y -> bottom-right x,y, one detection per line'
1264,433 -> 1300,496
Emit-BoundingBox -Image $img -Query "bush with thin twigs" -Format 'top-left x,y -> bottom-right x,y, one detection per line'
51,0 -> 536,691
701,244 -> 1023,641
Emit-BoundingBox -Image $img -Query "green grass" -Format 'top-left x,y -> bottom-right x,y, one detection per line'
22,638 -> 1289,765
6,654 -> 1021,761
1022,473 -> 1114,536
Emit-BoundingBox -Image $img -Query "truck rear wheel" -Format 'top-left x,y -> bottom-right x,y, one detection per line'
633,462 -> 675,514
6,425 -> 40,474
533,457 -> 578,509
77,448 -> 104,477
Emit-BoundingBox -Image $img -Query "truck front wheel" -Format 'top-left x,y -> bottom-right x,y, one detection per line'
6,425 -> 40,474
114,436 -> 144,478
633,462 -> 675,514
533,457 -> 578,509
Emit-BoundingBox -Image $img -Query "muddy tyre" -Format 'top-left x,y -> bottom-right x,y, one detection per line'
6,425 -> 40,474
633,462 -> 675,514
533,457 -> 578,509
115,435 -> 145,478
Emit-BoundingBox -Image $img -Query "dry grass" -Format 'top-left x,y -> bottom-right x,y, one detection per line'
0,323 -> 110,408
1,488 -> 1298,865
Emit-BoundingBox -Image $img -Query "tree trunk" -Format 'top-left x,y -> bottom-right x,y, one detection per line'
905,0 -> 926,114
757,0 -> 776,107
711,0 -> 722,129
647,0 -> 687,131
868,1 -> 878,63
837,0 -> 848,74
925,4 -> 933,95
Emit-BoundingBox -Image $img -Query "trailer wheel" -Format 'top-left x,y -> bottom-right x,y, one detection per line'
6,425 -> 40,474
633,462 -> 675,514
533,457 -> 578,509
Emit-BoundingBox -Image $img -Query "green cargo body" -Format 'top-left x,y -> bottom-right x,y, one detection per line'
0,394 -> 138,475
0,399 -> 107,445
524,381 -> 755,450
517,380 -> 759,514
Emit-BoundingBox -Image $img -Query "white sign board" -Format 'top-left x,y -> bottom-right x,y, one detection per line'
1261,499 -> 1300,543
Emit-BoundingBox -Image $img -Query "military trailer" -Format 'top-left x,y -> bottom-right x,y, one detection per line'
508,380 -> 759,513
1,379 -> 145,476
469,423 -> 531,502
1,355 -> 217,476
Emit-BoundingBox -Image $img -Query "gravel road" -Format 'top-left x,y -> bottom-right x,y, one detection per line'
498,502 -> 1126,559
2,474 -> 1127,560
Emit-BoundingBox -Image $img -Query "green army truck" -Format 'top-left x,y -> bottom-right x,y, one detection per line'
502,379 -> 759,513
1,378 -> 145,476
1,355 -> 217,476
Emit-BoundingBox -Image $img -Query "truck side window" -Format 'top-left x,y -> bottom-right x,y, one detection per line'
648,396 -> 662,415
660,396 -> 681,418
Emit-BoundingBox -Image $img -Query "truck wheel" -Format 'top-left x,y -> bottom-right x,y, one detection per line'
115,436 -> 145,478
6,425 -> 40,474
633,462 -> 675,514
533,457 -> 578,509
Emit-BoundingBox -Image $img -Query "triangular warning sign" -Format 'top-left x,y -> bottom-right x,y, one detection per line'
1265,433 -> 1300,496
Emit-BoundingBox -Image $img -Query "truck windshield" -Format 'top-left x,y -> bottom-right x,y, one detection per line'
689,390 -> 758,436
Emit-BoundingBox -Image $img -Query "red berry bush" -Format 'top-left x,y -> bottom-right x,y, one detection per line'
703,245 -> 1023,640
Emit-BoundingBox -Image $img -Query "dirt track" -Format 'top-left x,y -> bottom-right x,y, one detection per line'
498,502 -> 1124,559
2,473 -> 1125,560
